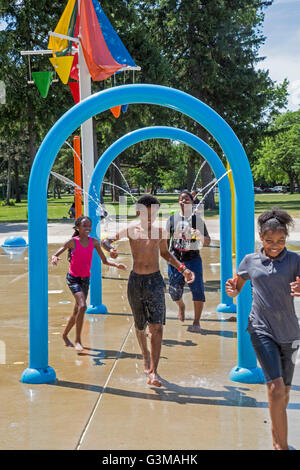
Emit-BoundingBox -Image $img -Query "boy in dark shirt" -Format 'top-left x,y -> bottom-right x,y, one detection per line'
166,190 -> 211,332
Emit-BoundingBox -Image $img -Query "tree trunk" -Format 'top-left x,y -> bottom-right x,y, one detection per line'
151,184 -> 157,195
186,154 -> 195,191
100,185 -> 104,204
201,163 -> 216,210
6,154 -> 12,204
110,159 -> 122,202
13,158 -> 21,203
93,117 -> 99,166
288,172 -> 294,194
197,127 -> 216,210
27,100 -> 37,166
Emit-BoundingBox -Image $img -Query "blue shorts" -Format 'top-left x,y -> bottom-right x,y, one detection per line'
250,331 -> 299,386
168,255 -> 205,302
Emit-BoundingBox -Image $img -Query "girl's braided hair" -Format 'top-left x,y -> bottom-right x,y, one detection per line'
67,216 -> 92,262
257,207 -> 294,236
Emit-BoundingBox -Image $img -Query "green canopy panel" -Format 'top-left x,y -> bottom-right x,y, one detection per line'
32,71 -> 54,98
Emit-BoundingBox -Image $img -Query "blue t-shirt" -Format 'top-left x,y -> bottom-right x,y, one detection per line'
237,247 -> 300,343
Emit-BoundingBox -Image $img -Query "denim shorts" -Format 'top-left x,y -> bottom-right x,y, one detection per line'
168,255 -> 205,302
127,271 -> 166,330
250,331 -> 299,386
66,272 -> 90,299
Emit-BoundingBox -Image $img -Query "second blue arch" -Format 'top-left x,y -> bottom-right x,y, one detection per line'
87,126 -> 236,315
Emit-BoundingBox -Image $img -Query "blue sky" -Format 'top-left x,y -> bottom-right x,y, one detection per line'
258,0 -> 300,111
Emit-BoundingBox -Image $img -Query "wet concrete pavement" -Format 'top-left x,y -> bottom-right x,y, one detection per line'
0,230 -> 300,451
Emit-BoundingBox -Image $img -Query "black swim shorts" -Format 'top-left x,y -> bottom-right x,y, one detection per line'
127,271 -> 166,330
66,272 -> 90,299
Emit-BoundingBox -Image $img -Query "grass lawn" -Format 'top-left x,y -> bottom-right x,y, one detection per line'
253,193 -> 300,216
0,192 -> 299,223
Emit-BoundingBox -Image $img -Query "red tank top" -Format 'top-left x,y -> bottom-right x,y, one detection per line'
69,236 -> 94,278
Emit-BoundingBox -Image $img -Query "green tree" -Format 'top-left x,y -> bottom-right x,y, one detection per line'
0,0 -> 290,207
253,110 -> 300,193
134,0 -> 288,208
127,140 -> 175,194
158,142 -> 189,191
0,123 -> 29,203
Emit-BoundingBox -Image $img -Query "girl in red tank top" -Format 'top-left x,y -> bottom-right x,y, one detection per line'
51,216 -> 126,351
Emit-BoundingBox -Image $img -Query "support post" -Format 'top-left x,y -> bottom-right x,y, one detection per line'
73,135 -> 82,218
78,4 -> 94,215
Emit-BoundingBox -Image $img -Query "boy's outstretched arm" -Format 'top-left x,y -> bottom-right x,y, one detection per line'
101,227 -> 129,259
93,238 -> 127,270
159,237 -> 195,284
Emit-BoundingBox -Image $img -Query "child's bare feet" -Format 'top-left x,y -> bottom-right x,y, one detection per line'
62,334 -> 74,347
147,372 -> 162,387
189,324 -> 202,333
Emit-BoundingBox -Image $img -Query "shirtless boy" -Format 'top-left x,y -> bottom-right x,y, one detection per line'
102,194 -> 194,387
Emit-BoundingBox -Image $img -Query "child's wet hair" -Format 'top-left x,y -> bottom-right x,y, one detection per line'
258,207 -> 294,236
68,216 -> 92,262
136,194 -> 160,208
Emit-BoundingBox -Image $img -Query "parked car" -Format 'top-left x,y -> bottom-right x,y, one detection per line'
270,186 -> 287,193
262,187 -> 274,193
254,186 -> 263,193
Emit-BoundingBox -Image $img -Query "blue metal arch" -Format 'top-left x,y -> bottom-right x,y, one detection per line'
21,84 -> 264,384
87,126 -> 235,315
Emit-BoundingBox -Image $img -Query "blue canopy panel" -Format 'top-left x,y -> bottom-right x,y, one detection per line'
92,0 -> 136,68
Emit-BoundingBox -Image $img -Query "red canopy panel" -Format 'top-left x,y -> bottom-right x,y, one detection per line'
79,0 -> 126,81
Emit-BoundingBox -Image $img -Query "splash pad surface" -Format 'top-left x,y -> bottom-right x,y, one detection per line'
1,224 -> 300,450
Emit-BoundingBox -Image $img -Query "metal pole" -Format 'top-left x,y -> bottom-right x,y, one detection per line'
77,0 -> 94,215
73,136 -> 82,218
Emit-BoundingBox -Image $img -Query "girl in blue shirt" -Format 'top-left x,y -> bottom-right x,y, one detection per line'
226,208 -> 300,450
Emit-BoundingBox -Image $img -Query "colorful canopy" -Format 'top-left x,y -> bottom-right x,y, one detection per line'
48,0 -> 137,82
91,0 -> 136,68
46,0 -> 137,116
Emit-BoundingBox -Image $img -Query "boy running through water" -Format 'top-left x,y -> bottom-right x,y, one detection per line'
102,195 -> 195,387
